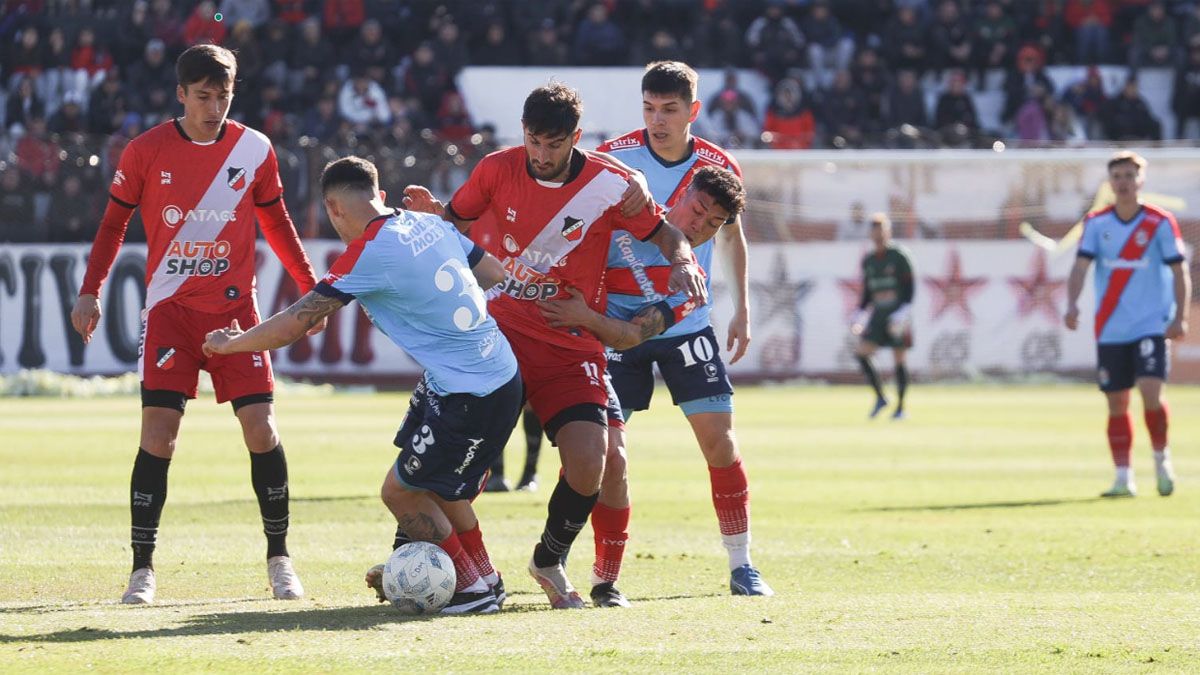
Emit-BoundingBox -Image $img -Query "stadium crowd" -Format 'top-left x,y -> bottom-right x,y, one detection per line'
2,0 -> 1199,242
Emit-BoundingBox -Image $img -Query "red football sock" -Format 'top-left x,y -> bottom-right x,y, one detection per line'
591,502 -> 630,584
709,458 -> 750,536
439,532 -> 480,592
1107,414 -> 1133,468
457,523 -> 496,580
1145,403 -> 1169,451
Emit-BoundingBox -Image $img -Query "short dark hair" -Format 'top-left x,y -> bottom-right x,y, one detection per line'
176,44 -> 237,90
690,166 -> 745,220
522,83 -> 583,138
320,156 -> 378,195
1107,150 -> 1146,172
642,61 -> 698,102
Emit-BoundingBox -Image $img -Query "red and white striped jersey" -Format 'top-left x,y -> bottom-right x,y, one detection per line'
89,119 -> 310,312
450,146 -> 665,351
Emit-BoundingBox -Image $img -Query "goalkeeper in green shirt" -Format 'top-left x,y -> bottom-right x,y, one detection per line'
851,214 -> 915,419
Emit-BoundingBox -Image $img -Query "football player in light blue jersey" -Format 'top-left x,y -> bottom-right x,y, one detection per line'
547,61 -> 771,600
204,157 -> 522,614
1065,151 -> 1191,499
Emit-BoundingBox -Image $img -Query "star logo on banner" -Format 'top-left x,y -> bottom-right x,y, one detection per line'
751,251 -> 814,326
924,249 -> 987,322
1008,249 -> 1065,322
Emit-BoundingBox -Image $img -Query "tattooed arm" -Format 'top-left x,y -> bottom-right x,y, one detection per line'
203,291 -> 345,356
537,287 -> 670,350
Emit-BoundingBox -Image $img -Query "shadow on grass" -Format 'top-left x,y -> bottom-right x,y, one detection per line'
858,497 -> 1101,512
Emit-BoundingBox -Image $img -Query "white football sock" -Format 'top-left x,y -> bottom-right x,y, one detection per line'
722,531 -> 752,570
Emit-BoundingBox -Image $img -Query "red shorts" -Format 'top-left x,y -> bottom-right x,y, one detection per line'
502,327 -> 610,433
138,299 -> 274,403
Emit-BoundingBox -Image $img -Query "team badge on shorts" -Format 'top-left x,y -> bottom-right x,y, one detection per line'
156,347 -> 176,370
1097,367 -> 1110,387
227,167 -> 246,191
561,216 -> 584,242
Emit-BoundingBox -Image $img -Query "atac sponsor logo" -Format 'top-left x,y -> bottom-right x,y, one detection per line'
497,257 -> 559,300
164,239 -> 232,276
226,166 -> 247,191
161,204 -> 237,229
561,215 -> 585,242
503,234 -> 520,253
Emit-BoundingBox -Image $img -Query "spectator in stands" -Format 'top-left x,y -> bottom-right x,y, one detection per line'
1062,65 -> 1108,138
5,76 -> 44,134
288,18 -> 336,106
114,1 -> 153,71
974,1 -> 1017,86
1171,41 -> 1200,138
1185,4 -> 1200,47
886,69 -> 930,131
88,67 -> 129,135
761,77 -> 816,149
1064,0 -> 1112,65
402,41 -> 452,118
0,167 -> 37,243
47,91 -> 86,134
1048,97 -> 1087,142
184,1 -> 227,46
259,19 -> 292,87
821,69 -> 868,148
7,27 -> 43,89
1003,45 -> 1054,123
473,20 -> 522,66
706,68 -> 758,125
853,47 -> 890,135
1102,76 -> 1162,140
804,0 -> 854,89
301,95 -> 342,142
930,0 -> 974,75
934,69 -> 980,146
40,28 -> 70,111
433,19 -> 470,76
1013,82 -> 1051,141
435,91 -> 473,145
69,27 -> 113,94
148,0 -> 184,50
47,172 -> 99,243
883,6 -> 929,74
338,71 -> 391,130
708,88 -> 761,149
347,19 -> 397,85
219,0 -> 270,29
687,6 -> 744,68
226,20 -> 264,91
127,39 -> 176,126
745,0 -> 805,83
525,19 -> 569,66
15,116 -> 60,195
274,0 -> 310,25
1131,1 -> 1178,70
323,0 -> 367,48
573,2 -> 627,66
642,29 -> 686,64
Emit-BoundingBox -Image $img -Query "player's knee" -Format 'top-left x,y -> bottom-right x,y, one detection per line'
241,418 -> 280,453
564,452 -> 605,495
140,431 -> 177,458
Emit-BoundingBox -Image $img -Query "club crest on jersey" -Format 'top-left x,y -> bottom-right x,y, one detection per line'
1134,230 -> 1149,247
561,216 -> 584,242
227,166 -> 246,191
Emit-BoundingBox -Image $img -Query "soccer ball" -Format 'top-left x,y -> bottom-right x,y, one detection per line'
381,541 -> 456,614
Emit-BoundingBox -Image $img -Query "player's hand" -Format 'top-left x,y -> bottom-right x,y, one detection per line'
1166,317 -> 1188,340
726,307 -> 751,364
669,261 -> 707,306
402,185 -> 445,217
71,294 -> 101,343
306,316 -> 328,337
537,286 -> 593,328
203,319 -> 245,356
618,172 -> 651,218
1063,304 -> 1079,331
849,309 -> 869,336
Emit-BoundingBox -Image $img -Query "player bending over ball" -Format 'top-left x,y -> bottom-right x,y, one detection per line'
205,156 -> 523,614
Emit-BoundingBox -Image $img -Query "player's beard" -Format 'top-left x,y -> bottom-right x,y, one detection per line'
530,157 -> 569,182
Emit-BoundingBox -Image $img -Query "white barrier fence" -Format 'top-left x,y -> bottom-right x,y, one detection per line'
2,239 -> 1153,382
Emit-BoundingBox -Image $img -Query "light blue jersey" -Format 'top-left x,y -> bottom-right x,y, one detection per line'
1078,204 -> 1186,344
315,209 -> 517,396
598,130 -> 741,339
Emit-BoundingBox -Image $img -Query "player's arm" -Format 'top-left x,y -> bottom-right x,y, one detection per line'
597,151 -> 652,217
255,148 -> 325,335
204,291 -> 345,355
1167,261 -> 1191,339
1063,256 -> 1091,331
889,252 -> 915,336
405,156 -> 494,235
538,287 -> 670,350
718,216 -> 752,363
646,221 -> 707,304
851,261 -> 871,335
455,229 -> 505,289
72,197 -> 136,343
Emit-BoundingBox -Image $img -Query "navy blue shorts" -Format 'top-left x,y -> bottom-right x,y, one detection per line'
607,325 -> 733,412
1096,335 -> 1169,392
393,371 -> 523,500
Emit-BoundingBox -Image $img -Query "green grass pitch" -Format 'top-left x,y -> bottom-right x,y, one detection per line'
1,384 -> 1198,672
